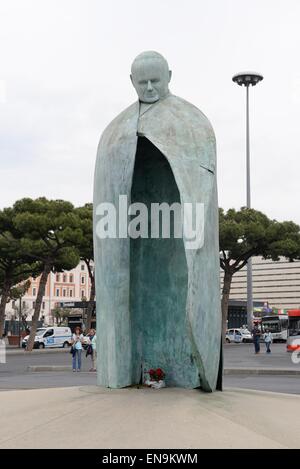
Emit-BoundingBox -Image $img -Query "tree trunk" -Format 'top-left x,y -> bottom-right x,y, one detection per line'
0,280 -> 10,338
85,268 -> 95,331
221,269 -> 233,342
25,264 -> 51,351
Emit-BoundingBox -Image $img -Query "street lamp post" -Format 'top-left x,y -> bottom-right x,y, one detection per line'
232,72 -> 263,330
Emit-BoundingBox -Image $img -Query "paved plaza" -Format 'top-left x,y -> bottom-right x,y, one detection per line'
0,385 -> 300,449
1,343 -> 300,448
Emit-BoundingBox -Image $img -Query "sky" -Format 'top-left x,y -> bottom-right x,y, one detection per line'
0,0 -> 300,223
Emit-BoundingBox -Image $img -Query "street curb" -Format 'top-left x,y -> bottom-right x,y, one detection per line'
26,365 -> 300,376
7,348 -> 70,356
27,365 -> 72,372
224,368 -> 300,376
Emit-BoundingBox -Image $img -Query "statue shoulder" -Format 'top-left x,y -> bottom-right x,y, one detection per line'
99,101 -> 138,145
146,94 -> 216,173
167,94 -> 215,138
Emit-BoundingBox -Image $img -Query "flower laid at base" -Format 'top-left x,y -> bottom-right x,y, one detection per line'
144,368 -> 166,389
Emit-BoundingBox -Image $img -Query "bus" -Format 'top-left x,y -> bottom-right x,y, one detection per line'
287,309 -> 300,352
261,314 -> 288,342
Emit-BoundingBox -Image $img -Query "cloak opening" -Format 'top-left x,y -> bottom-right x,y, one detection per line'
130,137 -> 200,387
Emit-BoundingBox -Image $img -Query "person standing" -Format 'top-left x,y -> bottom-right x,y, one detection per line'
252,322 -> 261,354
71,326 -> 83,372
87,328 -> 97,372
263,328 -> 272,353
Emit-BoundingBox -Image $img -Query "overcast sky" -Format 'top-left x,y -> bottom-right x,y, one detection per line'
1,0 -> 300,224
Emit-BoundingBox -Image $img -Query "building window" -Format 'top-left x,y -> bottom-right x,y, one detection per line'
33,301 -> 36,309
69,274 -> 73,283
56,274 -> 60,282
12,300 -> 16,308
22,301 -> 26,308
63,289 -> 66,297
63,274 -> 67,283
32,287 -> 36,296
42,302 -> 45,309
56,288 -> 60,297
81,276 -> 85,284
81,264 -> 85,271
70,290 -> 73,297
81,290 -> 85,298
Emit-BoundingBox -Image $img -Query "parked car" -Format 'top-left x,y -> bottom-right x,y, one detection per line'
22,327 -> 72,349
240,328 -> 253,342
226,328 -> 252,343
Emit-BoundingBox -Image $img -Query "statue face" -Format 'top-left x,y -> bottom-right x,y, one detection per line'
131,57 -> 171,104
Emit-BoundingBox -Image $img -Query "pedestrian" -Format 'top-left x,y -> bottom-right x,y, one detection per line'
252,322 -> 261,354
71,326 -> 84,372
86,328 -> 97,372
263,328 -> 272,353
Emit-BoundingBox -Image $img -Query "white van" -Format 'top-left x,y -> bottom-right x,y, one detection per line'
22,327 -> 72,349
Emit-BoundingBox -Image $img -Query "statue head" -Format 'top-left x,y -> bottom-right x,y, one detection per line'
130,51 -> 172,104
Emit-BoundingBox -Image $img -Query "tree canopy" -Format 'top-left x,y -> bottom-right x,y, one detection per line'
0,208 -> 42,337
11,198 -> 81,350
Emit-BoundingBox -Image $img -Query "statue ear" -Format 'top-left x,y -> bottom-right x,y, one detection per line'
169,70 -> 172,82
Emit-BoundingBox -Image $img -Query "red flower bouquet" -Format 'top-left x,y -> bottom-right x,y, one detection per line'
148,368 -> 165,382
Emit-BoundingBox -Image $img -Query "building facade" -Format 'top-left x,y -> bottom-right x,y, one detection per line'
6,261 -> 92,325
221,256 -> 300,310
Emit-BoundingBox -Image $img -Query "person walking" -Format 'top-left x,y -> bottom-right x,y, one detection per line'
263,328 -> 272,353
86,328 -> 97,372
252,322 -> 261,354
71,326 -> 83,372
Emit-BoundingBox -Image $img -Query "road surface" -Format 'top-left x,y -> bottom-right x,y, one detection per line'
0,343 -> 299,393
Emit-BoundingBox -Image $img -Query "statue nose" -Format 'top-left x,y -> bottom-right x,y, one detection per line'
147,80 -> 153,91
